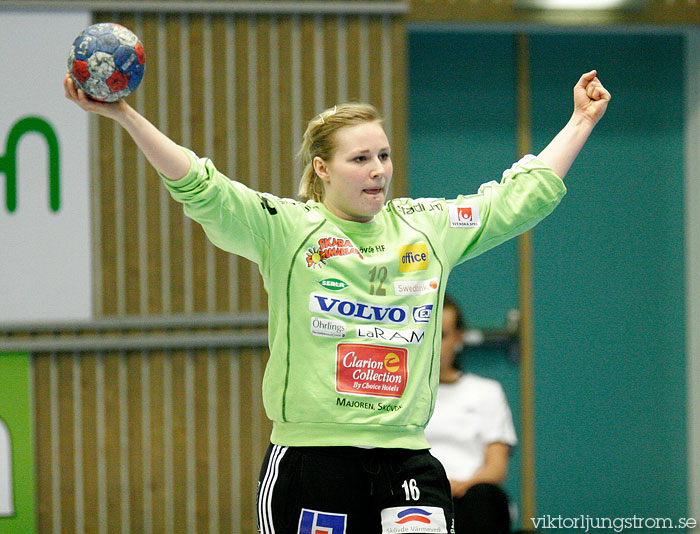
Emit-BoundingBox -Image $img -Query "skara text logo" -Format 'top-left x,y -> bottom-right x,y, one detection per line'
306,236 -> 363,269
309,293 -> 409,326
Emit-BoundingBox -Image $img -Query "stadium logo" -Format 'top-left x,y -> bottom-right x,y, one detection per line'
380,506 -> 447,534
309,293 -> 409,325
306,236 -> 363,269
298,508 -> 347,534
397,243 -> 429,273
449,204 -> 481,228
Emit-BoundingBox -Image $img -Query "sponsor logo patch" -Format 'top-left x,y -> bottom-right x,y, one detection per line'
298,508 -> 347,534
393,200 -> 444,216
336,344 -> 408,398
357,325 -> 425,345
318,278 -> 349,291
448,204 -> 481,228
394,279 -> 439,296
380,506 -> 447,534
397,244 -> 429,273
311,317 -> 347,339
309,293 -> 409,326
412,304 -> 433,323
306,236 -> 364,269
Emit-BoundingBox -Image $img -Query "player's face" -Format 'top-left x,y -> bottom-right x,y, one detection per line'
440,307 -> 462,370
315,121 -> 393,223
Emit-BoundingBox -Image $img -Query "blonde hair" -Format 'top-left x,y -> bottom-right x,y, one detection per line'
297,103 -> 383,202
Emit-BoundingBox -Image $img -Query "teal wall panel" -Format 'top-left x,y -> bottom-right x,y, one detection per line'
530,32 -> 686,519
409,28 -> 686,523
408,31 -> 520,329
408,29 -> 525,509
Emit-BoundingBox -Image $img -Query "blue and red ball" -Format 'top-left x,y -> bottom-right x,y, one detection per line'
68,23 -> 145,102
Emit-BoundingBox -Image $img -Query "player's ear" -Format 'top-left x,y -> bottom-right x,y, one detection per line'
313,156 -> 330,183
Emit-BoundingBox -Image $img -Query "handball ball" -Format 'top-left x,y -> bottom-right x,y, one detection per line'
68,22 -> 145,103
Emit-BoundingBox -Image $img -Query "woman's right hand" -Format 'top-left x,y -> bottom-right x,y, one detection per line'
64,73 -> 129,121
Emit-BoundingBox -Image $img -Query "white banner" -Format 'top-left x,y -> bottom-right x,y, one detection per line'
0,11 -> 92,323
0,419 -> 12,517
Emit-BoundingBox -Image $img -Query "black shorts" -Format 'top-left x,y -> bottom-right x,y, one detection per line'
257,444 -> 454,534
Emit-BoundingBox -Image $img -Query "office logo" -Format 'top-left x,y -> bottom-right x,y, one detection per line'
397,243 -> 428,273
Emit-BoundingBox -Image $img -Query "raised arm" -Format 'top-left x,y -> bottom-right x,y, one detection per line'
64,74 -> 190,181
537,70 -> 611,180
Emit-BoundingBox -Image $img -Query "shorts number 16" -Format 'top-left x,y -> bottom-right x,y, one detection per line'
402,479 -> 420,501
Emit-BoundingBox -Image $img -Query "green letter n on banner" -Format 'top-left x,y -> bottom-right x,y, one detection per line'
1,116 -> 60,213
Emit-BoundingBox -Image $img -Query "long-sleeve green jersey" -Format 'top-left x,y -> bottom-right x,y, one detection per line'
162,149 -> 566,449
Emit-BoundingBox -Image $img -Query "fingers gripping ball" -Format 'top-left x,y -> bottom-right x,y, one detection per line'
68,23 -> 145,103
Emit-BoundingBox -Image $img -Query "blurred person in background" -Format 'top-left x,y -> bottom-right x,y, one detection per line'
426,294 -> 517,534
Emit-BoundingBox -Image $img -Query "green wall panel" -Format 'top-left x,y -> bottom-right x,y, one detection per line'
0,354 -> 36,534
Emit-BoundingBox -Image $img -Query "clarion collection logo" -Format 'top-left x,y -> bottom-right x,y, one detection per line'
335,343 -> 408,398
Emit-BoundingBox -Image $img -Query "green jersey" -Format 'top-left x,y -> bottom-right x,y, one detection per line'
163,149 -> 566,449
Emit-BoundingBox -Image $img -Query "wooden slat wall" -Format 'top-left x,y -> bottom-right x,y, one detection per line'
92,10 -> 407,318
31,6 -> 407,534
34,348 -> 268,534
